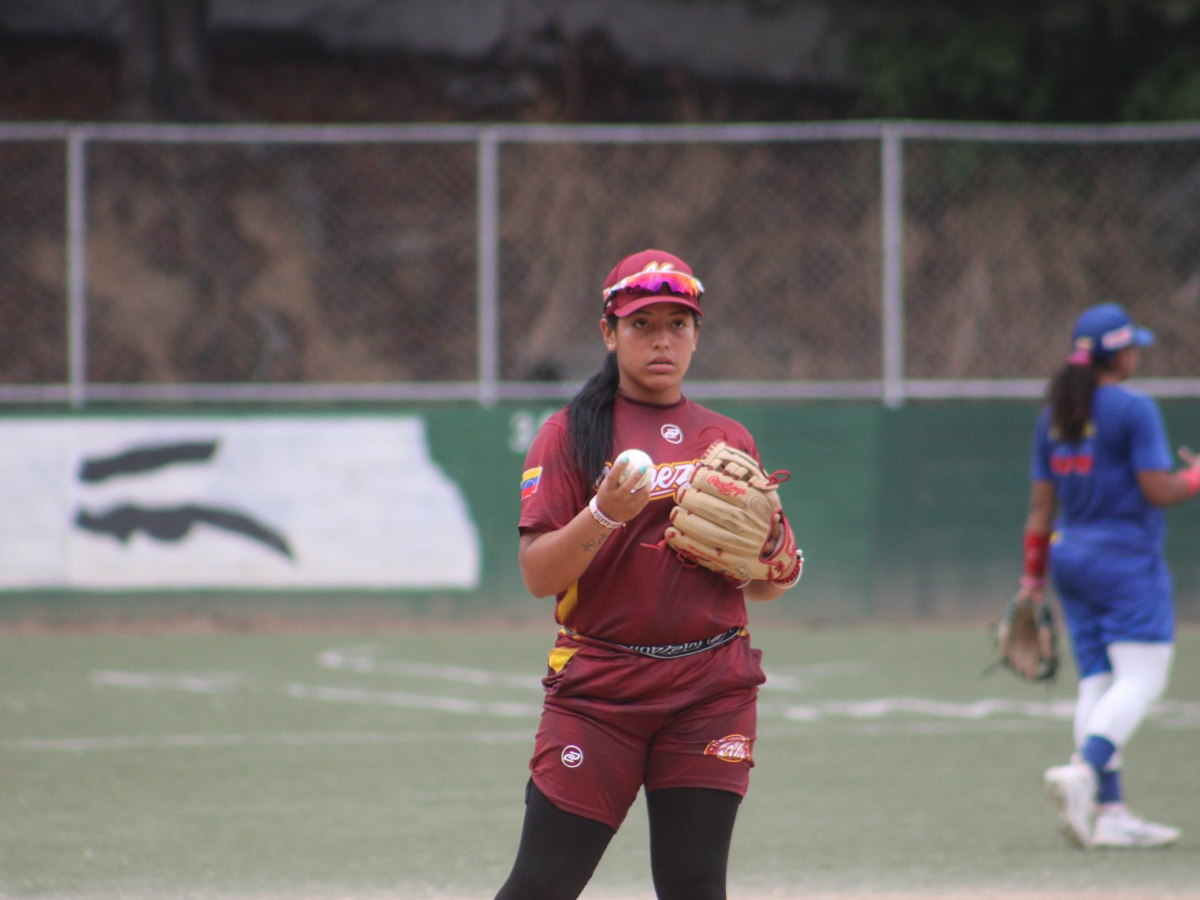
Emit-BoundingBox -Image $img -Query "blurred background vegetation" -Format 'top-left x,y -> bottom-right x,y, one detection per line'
835,0 -> 1200,122
4,1 -> 1200,125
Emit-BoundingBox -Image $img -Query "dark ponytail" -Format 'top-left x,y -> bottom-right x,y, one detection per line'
1048,362 -> 1097,442
1049,346 -> 1123,442
567,341 -> 620,491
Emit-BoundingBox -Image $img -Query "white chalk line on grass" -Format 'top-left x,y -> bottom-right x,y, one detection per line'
316,644 -> 544,689
315,644 -> 865,693
8,700 -> 1200,755
6,644 -> 1189,756
0,729 -> 532,753
86,664 -> 1200,729
762,696 -> 1076,721
284,682 -> 543,717
92,670 -> 244,692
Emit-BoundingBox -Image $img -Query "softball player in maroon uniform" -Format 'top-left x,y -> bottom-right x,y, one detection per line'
493,250 -> 800,900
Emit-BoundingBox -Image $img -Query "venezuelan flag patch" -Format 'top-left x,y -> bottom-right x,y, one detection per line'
520,467 -> 543,499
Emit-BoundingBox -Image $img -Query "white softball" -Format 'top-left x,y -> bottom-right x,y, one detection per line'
616,448 -> 656,492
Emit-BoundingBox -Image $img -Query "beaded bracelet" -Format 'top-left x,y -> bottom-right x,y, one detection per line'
775,554 -> 805,590
588,495 -> 623,529
747,553 -> 805,592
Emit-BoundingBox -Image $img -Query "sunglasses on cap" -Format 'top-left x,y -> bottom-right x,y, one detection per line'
602,269 -> 705,313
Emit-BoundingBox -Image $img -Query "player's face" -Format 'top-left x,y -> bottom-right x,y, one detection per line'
601,302 -> 699,404
1115,346 -> 1141,380
1127,346 -> 1141,375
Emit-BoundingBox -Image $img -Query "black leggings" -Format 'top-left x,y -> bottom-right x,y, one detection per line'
493,780 -> 741,900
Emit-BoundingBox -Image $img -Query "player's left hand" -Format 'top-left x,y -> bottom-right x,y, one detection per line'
665,441 -> 803,588
1015,579 -> 1045,605
764,516 -> 784,557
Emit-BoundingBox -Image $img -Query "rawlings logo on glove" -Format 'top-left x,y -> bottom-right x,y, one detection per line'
705,474 -> 746,497
664,440 -> 803,588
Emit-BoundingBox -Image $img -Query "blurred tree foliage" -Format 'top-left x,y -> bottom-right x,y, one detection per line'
831,0 -> 1200,121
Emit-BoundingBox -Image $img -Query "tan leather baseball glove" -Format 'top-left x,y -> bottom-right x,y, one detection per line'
996,594 -> 1059,682
664,441 -> 803,588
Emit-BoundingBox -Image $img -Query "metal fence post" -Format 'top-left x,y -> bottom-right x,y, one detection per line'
66,128 -> 88,409
881,125 -> 904,409
477,128 -> 501,408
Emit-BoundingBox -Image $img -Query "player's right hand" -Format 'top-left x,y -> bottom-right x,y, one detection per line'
593,458 -> 653,524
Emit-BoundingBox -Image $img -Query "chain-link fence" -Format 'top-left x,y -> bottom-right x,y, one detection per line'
3,121 -> 1199,407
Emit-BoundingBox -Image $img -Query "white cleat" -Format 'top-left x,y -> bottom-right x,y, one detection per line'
1043,762 -> 1097,849
1092,809 -> 1181,849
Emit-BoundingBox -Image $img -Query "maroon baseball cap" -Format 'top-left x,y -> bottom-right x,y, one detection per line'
601,249 -> 705,318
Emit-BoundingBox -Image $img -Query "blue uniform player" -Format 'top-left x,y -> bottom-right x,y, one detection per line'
1021,303 -> 1200,850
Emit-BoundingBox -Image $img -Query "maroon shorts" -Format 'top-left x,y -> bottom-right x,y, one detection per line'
527,632 -> 765,831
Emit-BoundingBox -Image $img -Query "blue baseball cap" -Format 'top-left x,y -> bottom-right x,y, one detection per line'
1071,303 -> 1154,359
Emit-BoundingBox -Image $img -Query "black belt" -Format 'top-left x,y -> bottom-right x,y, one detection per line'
565,625 -> 744,660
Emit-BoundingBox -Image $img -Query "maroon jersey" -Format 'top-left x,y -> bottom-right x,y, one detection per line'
519,392 -> 761,646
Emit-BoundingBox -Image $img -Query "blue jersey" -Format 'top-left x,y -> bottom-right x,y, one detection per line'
1031,384 -> 1172,554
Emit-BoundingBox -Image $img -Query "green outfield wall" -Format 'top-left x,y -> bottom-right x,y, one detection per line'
425,399 -> 1200,622
4,400 -> 1199,624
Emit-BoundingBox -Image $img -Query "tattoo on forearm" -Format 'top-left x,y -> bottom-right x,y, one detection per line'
581,532 -> 610,553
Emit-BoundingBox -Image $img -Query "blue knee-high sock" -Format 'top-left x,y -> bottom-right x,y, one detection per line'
1081,735 -> 1120,803
1097,770 -> 1122,805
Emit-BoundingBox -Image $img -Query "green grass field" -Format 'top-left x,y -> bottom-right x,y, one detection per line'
2,622 -> 1198,899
